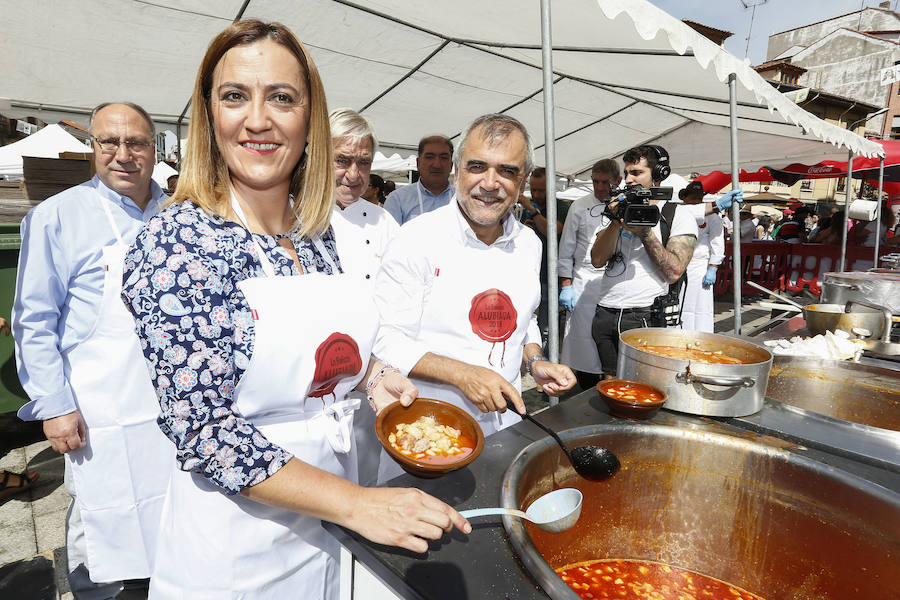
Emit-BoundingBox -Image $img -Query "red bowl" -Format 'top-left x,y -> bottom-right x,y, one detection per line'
596,379 -> 667,420
375,398 -> 484,478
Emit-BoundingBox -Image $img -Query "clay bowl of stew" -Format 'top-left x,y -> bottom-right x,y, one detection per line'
596,379 -> 667,420
376,398 -> 484,478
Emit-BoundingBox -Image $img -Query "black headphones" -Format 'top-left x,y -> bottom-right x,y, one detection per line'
644,145 -> 671,182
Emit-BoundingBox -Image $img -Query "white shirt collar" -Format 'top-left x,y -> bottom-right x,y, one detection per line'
452,197 -> 518,248
92,175 -> 164,215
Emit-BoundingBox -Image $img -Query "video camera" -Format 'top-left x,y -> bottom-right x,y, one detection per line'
603,184 -> 673,227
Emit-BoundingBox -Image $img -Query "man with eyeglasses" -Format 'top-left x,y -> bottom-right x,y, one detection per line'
328,108 -> 399,485
13,102 -> 170,598
556,159 -> 621,389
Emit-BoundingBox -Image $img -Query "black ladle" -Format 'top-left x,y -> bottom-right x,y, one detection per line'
509,401 -> 620,480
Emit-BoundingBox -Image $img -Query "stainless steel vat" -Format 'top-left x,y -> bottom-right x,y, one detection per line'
617,328 -> 772,417
820,271 -> 900,315
501,423 -> 900,600
766,357 -> 900,433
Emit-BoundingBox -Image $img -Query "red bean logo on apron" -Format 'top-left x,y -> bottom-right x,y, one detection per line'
469,288 -> 517,367
310,332 -> 362,398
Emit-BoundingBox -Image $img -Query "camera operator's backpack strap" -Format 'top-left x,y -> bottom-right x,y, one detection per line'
652,201 -> 687,327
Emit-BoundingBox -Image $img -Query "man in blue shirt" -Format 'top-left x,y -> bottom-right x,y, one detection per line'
384,135 -> 455,224
13,102 -> 168,599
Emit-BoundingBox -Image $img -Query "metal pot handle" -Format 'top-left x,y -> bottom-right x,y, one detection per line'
845,299 -> 892,343
826,281 -> 859,290
676,367 -> 755,388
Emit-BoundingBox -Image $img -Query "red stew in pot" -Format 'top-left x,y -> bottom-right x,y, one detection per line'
556,559 -> 765,600
639,345 -> 750,365
601,382 -> 663,405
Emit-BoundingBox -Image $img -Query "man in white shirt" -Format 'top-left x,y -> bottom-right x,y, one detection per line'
558,159 -> 620,389
328,108 -> 400,485
374,114 -> 575,478
589,145 -> 699,379
14,102 -> 170,598
384,135 -> 455,224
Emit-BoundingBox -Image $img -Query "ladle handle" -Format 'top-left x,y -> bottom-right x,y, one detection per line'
460,508 -> 530,521
506,400 -> 572,457
746,280 -> 804,311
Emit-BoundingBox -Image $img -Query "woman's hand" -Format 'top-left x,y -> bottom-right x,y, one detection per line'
370,370 -> 418,414
348,486 -> 471,554
531,361 -> 577,397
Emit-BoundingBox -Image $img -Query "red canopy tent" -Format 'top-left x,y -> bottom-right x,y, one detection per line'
695,167 -> 773,193
696,139 -> 900,198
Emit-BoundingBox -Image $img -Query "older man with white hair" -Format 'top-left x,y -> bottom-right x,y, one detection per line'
328,108 -> 399,484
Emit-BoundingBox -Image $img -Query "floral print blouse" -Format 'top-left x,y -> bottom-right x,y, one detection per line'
122,200 -> 341,494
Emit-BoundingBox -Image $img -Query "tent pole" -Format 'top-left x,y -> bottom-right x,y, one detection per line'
875,155 -> 884,266
728,74 -> 742,335
175,122 -> 181,168
840,150 -> 853,272
540,0 -> 559,404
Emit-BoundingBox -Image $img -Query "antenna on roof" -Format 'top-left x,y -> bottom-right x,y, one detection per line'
739,0 -> 770,59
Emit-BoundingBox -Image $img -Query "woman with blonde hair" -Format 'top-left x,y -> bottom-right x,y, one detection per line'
122,20 -> 468,599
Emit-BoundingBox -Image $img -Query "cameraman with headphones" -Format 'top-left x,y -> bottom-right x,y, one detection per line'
588,145 -> 739,379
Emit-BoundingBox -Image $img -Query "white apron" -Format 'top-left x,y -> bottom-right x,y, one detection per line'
377,229 -> 537,482
559,204 -> 606,374
680,215 -> 715,333
62,199 -> 173,582
149,196 -> 378,600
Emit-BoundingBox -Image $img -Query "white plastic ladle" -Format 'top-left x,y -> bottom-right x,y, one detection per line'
459,488 -> 583,533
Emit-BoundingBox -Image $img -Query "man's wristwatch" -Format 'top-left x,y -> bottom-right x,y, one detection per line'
527,354 -> 548,376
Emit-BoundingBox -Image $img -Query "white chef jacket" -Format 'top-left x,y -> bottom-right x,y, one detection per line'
331,199 -> 399,282
595,201 -> 699,309
684,203 -> 725,267
557,194 -> 605,282
557,194 -> 607,373
680,203 -> 725,332
373,200 -> 541,380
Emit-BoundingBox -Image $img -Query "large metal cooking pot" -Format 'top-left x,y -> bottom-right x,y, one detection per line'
821,270 -> 900,314
617,328 -> 771,417
803,300 -> 891,338
766,356 -> 900,433
501,423 -> 900,600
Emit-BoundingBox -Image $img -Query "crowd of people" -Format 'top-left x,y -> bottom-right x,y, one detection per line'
726,201 -> 900,247
9,16 -> 890,600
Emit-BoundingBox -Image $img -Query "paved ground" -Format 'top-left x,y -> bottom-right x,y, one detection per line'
0,298 -> 775,599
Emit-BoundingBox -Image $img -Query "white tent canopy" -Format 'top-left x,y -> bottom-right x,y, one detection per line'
0,0 -> 881,179
0,124 -> 89,179
152,161 -> 178,190
372,151 -> 416,177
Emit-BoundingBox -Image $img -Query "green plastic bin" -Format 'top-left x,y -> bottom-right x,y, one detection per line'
0,222 -> 28,414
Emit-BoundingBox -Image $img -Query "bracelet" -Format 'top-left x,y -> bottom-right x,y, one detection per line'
365,365 -> 401,410
526,355 -> 548,376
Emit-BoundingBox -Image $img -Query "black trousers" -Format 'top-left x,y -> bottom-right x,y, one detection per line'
591,305 -> 653,377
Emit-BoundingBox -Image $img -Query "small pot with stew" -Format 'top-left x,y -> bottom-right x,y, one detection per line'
616,328 -> 772,417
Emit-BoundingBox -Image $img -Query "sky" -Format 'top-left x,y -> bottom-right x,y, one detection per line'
647,0 -> 900,65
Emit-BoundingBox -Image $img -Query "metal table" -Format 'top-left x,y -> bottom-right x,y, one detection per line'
325,387 -> 900,599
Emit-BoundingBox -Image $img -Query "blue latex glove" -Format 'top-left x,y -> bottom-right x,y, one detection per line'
715,189 -> 743,212
702,265 -> 718,289
559,285 -> 577,312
